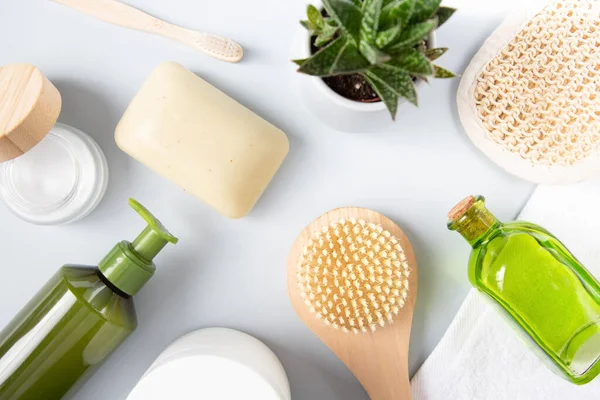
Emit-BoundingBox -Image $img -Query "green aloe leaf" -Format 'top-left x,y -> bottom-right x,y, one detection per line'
380,0 -> 415,29
315,25 -> 339,46
301,20 -> 317,32
425,47 -> 448,61
298,37 -> 370,76
359,40 -> 391,64
292,59 -> 307,66
326,18 -> 339,27
367,66 -> 418,106
323,0 -> 364,44
360,0 -> 383,44
386,48 -> 433,76
433,65 -> 456,78
436,6 -> 456,27
362,72 -> 399,119
351,0 -> 363,6
307,5 -> 325,29
376,25 -> 402,48
410,0 -> 442,23
388,19 -> 435,51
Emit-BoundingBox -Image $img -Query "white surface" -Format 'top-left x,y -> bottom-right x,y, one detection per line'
127,328 -> 290,400
0,0 -> 533,399
411,181 -> 600,399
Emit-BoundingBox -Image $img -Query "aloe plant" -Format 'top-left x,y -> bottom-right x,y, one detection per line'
295,0 -> 456,119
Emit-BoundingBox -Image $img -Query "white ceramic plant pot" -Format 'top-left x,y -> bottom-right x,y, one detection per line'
292,0 -> 436,133
126,328 -> 291,400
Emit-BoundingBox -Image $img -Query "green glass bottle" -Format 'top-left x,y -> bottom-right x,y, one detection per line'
448,195 -> 600,385
0,199 -> 178,400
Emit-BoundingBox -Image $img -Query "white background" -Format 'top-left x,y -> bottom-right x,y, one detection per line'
0,0 -> 534,399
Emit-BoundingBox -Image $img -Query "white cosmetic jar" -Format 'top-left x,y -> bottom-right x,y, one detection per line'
127,328 -> 291,400
0,64 -> 108,225
0,122 -> 108,225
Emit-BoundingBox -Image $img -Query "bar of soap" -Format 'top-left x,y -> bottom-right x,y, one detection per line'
115,62 -> 289,218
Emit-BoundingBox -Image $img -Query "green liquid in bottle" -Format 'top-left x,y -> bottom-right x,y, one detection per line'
449,196 -> 600,385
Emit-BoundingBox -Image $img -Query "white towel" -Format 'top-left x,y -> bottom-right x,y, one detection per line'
411,181 -> 600,399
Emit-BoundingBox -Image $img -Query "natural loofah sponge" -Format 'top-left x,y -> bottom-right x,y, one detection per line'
458,0 -> 600,183
296,218 -> 410,334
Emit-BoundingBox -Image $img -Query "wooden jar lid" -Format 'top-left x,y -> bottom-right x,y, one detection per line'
0,64 -> 62,162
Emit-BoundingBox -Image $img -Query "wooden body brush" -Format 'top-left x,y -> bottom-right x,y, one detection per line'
287,207 -> 418,400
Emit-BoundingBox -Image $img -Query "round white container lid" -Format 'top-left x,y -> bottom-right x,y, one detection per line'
127,354 -> 285,400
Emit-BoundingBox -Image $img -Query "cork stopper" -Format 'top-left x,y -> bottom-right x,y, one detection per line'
0,64 -> 62,162
448,195 -> 476,221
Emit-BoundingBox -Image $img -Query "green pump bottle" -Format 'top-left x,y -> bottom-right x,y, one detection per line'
448,195 -> 600,385
0,199 -> 178,400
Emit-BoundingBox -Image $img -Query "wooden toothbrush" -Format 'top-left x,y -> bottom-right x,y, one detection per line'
287,207 -> 418,400
51,0 -> 244,63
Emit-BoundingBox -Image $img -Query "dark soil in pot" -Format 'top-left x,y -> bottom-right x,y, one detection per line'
309,6 -> 427,105
322,74 -> 380,103
310,37 -> 381,103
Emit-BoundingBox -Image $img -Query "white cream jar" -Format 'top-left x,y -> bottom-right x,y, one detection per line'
0,64 -> 108,225
127,328 -> 291,400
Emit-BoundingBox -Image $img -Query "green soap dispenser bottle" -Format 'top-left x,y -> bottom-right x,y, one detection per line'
0,199 -> 178,400
448,195 -> 600,385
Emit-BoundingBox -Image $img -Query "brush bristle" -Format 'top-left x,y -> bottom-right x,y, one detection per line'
296,218 -> 410,334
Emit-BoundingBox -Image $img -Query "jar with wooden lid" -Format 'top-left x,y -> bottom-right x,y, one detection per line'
0,64 -> 108,225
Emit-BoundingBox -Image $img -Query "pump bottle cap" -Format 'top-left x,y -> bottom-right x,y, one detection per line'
98,199 -> 178,296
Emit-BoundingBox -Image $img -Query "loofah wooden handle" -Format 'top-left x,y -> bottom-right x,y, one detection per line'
287,207 -> 418,400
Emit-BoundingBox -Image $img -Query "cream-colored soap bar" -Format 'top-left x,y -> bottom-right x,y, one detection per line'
116,62 -> 289,218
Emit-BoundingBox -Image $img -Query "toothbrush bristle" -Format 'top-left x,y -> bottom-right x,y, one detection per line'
297,219 -> 410,334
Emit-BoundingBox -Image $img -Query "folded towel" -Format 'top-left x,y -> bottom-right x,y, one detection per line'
411,181 -> 600,399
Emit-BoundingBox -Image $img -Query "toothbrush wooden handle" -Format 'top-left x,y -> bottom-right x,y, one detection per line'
52,0 -> 163,30
51,0 -> 243,63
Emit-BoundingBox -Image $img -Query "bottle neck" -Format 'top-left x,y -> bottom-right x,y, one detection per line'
97,269 -> 131,299
98,241 -> 156,297
448,197 -> 500,247
132,226 -> 168,261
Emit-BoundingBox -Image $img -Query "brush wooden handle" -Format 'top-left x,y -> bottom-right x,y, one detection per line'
288,208 -> 418,400
51,0 -> 243,63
